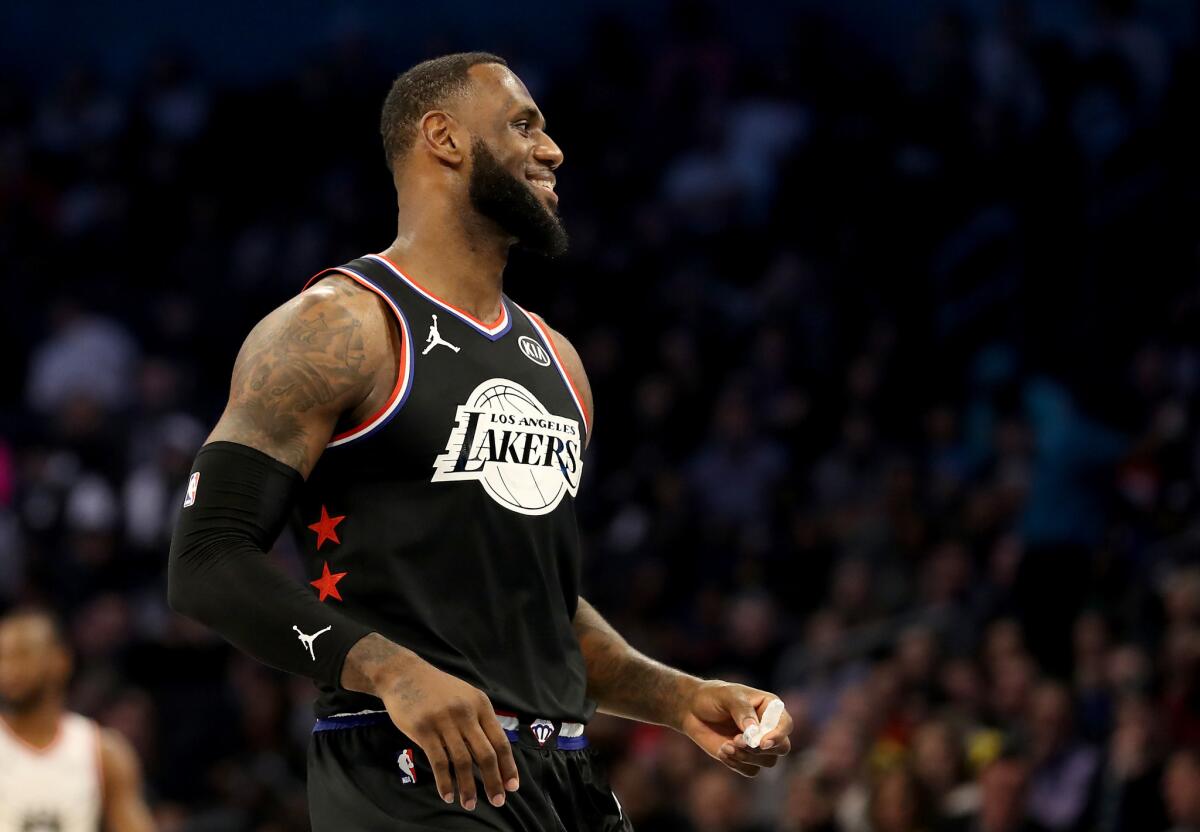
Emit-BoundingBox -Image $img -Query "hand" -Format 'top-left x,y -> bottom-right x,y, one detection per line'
679,680 -> 794,777
345,635 -> 520,811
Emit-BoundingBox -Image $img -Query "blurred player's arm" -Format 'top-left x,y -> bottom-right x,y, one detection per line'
169,277 -> 520,811
542,322 -> 796,777
100,728 -> 155,832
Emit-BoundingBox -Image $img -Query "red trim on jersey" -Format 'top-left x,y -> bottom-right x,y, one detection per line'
0,712 -> 64,755
304,268 -> 409,444
375,252 -> 506,329
525,311 -> 592,435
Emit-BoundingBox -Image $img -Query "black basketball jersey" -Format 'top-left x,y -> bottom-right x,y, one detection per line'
288,253 -> 593,723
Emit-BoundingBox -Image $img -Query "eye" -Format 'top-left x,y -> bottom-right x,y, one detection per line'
512,120 -> 531,135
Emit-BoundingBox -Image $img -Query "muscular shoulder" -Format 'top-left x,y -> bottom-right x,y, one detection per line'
206,273 -> 396,475
528,312 -> 593,445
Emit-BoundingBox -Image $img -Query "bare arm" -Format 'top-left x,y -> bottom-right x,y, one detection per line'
542,323 -> 702,726
573,597 -> 701,729
541,318 -> 795,775
100,729 -> 155,832
184,275 -> 520,811
206,275 -> 393,475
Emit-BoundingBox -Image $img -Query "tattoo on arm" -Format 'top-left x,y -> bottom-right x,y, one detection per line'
574,598 -> 699,730
341,632 -> 423,705
211,286 -> 375,474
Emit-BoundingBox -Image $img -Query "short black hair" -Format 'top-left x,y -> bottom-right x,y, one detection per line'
1,605 -> 67,647
380,51 -> 508,172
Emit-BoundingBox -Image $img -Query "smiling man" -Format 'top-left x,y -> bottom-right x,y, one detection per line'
168,52 -> 793,830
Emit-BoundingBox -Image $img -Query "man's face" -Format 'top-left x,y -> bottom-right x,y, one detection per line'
0,616 -> 67,712
462,64 -> 568,258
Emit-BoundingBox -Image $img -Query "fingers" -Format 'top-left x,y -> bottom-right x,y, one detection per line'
718,743 -> 764,777
728,689 -> 762,733
464,722 -> 508,808
442,730 -> 479,811
758,705 -> 795,751
733,729 -> 792,756
480,714 -> 521,793
720,740 -> 780,771
419,734 -> 456,806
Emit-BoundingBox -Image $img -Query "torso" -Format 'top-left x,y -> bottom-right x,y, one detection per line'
0,713 -> 103,832
289,254 -> 594,722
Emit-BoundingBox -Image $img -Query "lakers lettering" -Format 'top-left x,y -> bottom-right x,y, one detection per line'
432,379 -> 583,516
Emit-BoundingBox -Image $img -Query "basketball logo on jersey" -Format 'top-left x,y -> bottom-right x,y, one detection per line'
397,748 -> 418,784
518,335 -> 551,367
431,378 -> 583,515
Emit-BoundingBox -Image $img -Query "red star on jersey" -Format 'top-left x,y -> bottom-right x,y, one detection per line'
310,561 -> 347,602
307,505 -> 345,550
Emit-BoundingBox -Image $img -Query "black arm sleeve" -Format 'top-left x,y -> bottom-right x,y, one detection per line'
168,441 -> 373,688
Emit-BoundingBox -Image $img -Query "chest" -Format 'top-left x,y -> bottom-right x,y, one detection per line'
317,292 -> 586,519
0,725 -> 101,832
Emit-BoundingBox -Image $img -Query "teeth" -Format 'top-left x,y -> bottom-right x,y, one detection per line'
530,179 -> 554,191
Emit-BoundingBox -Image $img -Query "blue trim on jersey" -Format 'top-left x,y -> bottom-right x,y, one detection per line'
367,253 -> 514,341
512,304 -> 591,433
502,727 -> 589,749
313,712 -> 391,732
315,713 -> 588,749
324,265 -> 415,448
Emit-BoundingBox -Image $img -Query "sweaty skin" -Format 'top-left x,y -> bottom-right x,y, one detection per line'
203,60 -> 792,810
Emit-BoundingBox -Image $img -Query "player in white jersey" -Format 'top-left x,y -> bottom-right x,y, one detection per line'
0,609 -> 155,832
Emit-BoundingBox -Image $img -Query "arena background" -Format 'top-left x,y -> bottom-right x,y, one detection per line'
2,0 -> 1199,829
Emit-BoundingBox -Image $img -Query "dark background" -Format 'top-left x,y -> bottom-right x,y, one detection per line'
1,1 -> 1198,830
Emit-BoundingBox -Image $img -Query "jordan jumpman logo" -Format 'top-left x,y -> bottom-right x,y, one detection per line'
293,624 -> 332,660
423,314 -> 460,355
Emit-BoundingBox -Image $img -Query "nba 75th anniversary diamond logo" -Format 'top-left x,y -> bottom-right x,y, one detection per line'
432,378 -> 583,516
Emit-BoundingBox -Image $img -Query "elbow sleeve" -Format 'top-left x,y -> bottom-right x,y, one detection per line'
168,441 -> 372,688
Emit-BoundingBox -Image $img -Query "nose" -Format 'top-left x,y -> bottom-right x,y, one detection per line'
534,132 -> 563,170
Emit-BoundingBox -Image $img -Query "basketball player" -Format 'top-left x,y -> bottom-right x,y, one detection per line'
168,52 -> 793,830
0,608 -> 155,832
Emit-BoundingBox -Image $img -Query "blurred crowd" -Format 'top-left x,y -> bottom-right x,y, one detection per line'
1,0 -> 1199,830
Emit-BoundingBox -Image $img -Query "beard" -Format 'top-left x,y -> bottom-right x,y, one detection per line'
0,681 -> 49,714
468,137 -> 568,258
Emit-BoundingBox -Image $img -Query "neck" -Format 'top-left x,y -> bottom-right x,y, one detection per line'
2,696 -> 63,748
385,188 -> 512,323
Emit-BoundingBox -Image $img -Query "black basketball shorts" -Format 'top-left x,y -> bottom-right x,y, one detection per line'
308,711 -> 633,831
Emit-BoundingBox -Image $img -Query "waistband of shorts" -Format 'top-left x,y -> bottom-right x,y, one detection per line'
313,709 -> 589,750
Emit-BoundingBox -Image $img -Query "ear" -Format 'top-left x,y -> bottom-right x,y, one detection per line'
418,110 -> 466,166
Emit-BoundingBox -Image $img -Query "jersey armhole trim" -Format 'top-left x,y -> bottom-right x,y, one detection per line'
513,304 -> 592,437
303,266 -> 414,448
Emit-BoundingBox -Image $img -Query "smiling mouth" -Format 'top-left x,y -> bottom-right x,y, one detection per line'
526,173 -> 557,197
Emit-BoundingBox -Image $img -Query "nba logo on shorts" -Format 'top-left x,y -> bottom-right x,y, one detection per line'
397,748 -> 417,784
530,719 -> 555,746
183,472 -> 200,508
